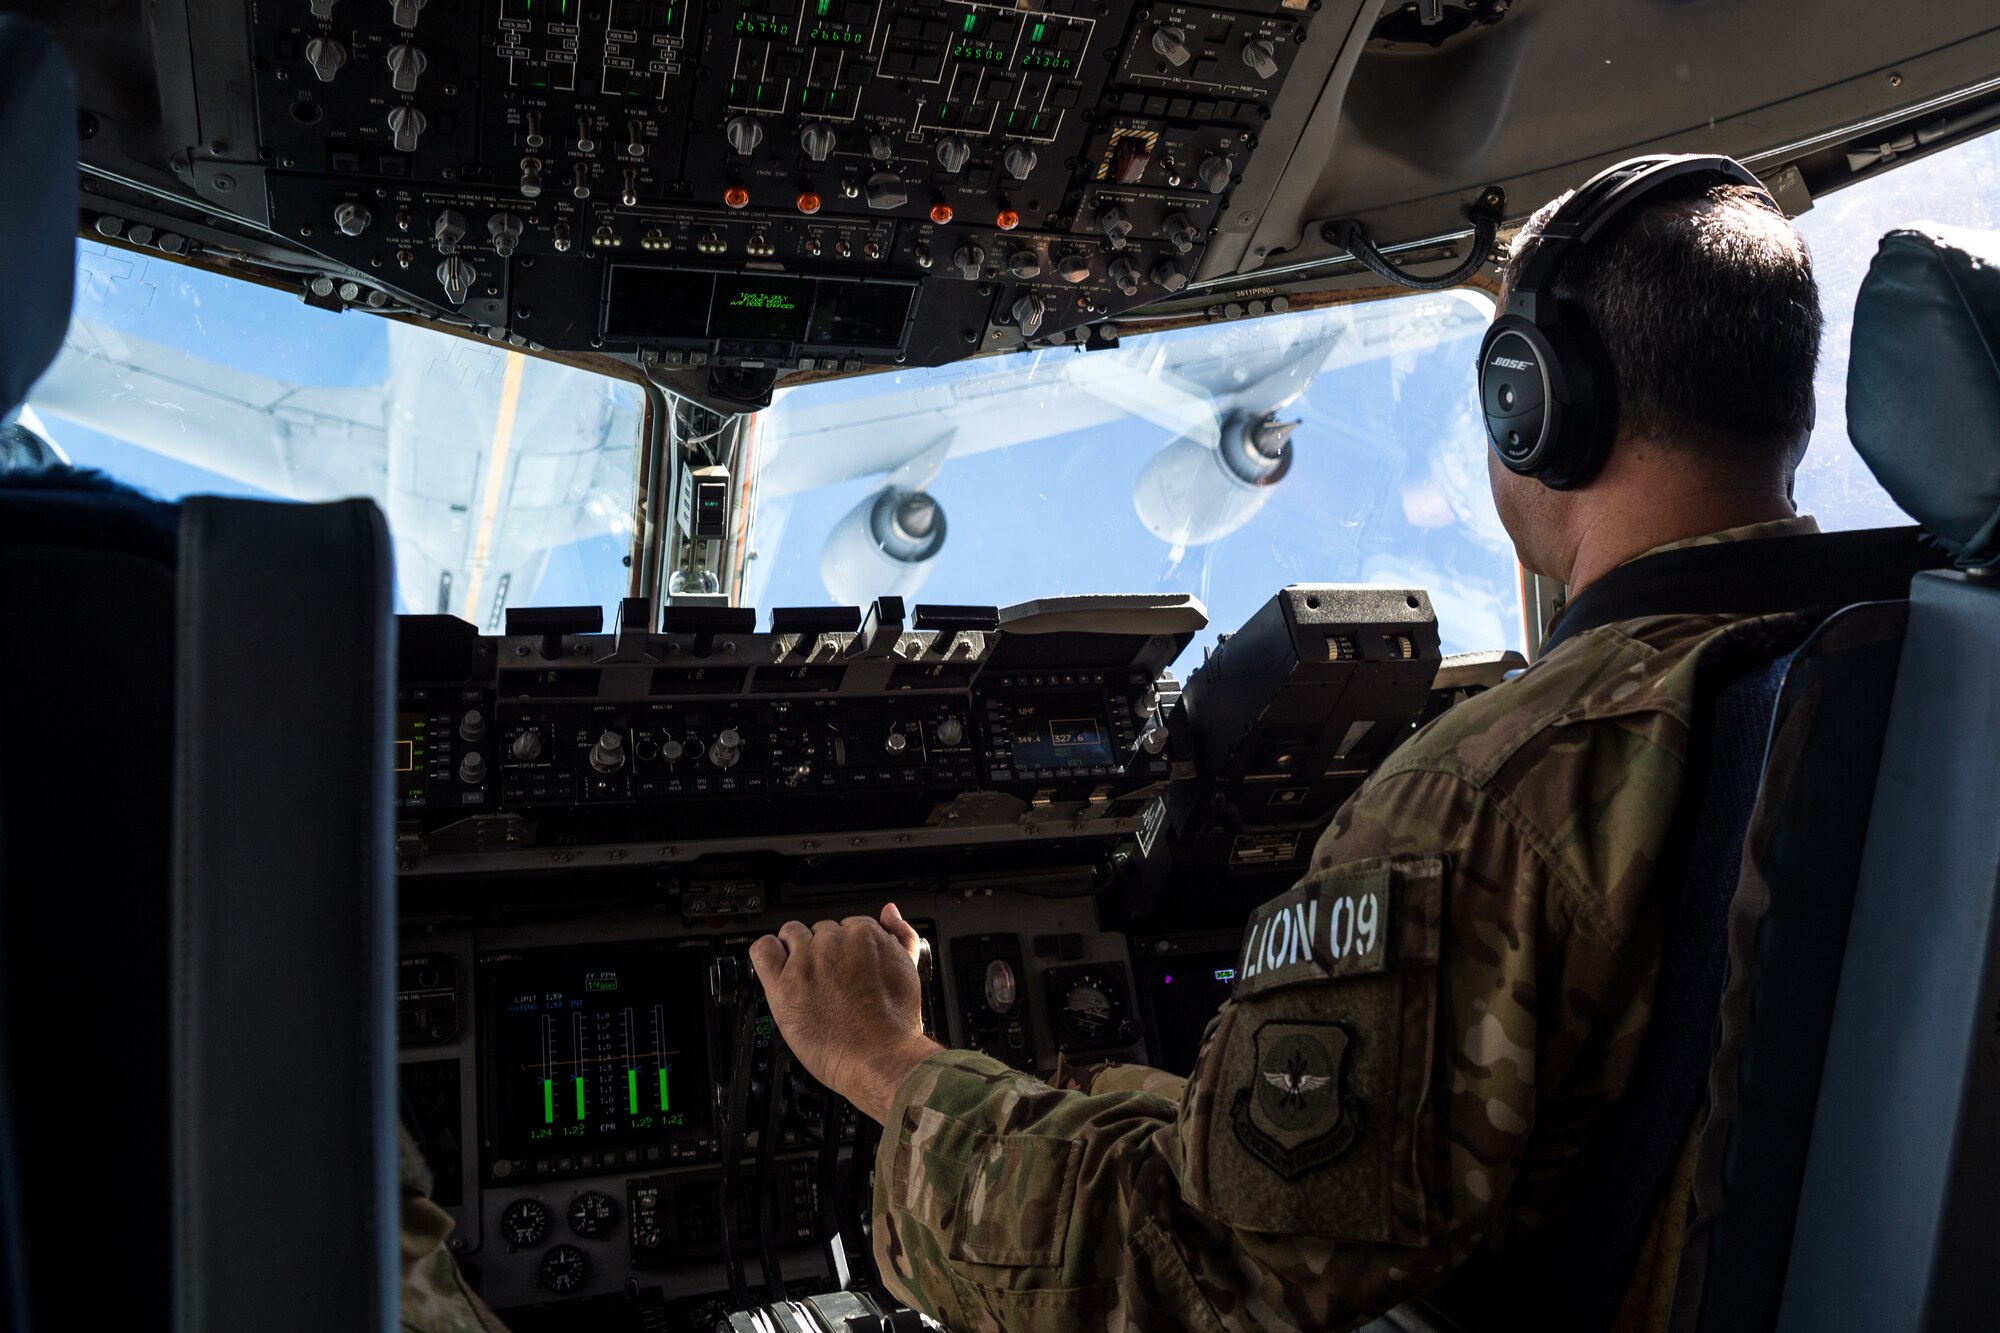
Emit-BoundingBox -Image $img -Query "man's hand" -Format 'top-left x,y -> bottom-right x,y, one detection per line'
748,903 -> 941,1125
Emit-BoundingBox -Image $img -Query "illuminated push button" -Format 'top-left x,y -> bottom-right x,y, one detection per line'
934,134 -> 972,174
511,731 -> 543,761
1107,256 -> 1141,296
590,730 -> 627,774
305,36 -> 347,83
1011,291 -> 1046,337
458,751 -> 486,784
796,191 -> 822,215
935,716 -> 965,747
995,209 -> 1020,231
1149,23 -> 1191,67
1000,143 -> 1037,180
1242,38 -> 1279,80
723,185 -> 750,209
333,201 -> 372,236
799,122 -> 837,162
458,709 -> 488,742
984,959 -> 1018,1014
929,202 -> 954,225
386,41 -> 426,93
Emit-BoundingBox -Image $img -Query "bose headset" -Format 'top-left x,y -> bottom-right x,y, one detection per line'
1477,153 -> 1776,490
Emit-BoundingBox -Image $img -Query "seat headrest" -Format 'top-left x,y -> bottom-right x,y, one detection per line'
0,18 -> 75,421
1848,226 -> 2000,568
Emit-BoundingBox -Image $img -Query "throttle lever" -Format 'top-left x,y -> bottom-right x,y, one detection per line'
711,956 -> 760,1308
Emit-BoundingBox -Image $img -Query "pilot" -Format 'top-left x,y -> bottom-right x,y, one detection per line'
752,156 -> 1827,1332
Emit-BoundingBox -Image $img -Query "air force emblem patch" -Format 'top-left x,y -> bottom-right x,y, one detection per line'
1229,1020 -> 1364,1179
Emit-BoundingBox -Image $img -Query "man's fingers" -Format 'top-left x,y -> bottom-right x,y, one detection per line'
880,902 -> 923,964
748,934 -> 787,990
809,918 -> 841,937
778,920 -> 814,954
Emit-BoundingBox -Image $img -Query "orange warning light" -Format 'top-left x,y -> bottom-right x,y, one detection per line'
929,203 -> 954,224
796,191 -> 822,215
724,186 -> 750,209
995,209 -> 1021,231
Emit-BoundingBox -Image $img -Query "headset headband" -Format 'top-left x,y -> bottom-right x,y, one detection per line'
1507,154 -> 1772,323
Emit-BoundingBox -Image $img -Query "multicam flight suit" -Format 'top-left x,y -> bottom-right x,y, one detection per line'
402,1128 -> 508,1333
870,517 -> 1822,1333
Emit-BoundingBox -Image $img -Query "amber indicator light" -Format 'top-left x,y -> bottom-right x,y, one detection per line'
724,186 -> 750,209
929,203 -> 954,224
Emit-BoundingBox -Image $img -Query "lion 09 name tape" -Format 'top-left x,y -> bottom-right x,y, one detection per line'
1232,857 -> 1443,999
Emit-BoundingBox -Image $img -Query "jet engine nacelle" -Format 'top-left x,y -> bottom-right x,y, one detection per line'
1134,410 -> 1296,547
820,487 -> 948,606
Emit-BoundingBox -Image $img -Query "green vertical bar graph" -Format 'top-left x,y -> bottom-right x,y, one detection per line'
658,1068 -> 670,1112
627,1068 -> 639,1114
574,1076 -> 586,1120
542,1079 -> 554,1124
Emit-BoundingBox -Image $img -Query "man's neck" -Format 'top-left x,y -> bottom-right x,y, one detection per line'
1563,487 -> 1799,596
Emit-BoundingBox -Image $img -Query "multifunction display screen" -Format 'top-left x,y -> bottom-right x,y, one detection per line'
485,947 -> 711,1161
602,267 -> 916,348
1001,700 -> 1115,771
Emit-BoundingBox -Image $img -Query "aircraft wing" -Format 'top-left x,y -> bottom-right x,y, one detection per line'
28,317 -> 389,501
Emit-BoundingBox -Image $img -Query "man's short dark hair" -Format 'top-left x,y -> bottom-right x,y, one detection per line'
1503,182 -> 1823,475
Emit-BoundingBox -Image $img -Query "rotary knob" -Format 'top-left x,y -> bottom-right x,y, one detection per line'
864,171 -> 906,210
305,37 -> 347,83
333,201 -> 372,237
387,105 -> 427,154
868,132 -> 895,160
1096,204 -> 1133,248
590,730 -> 626,774
1006,249 -> 1042,280
885,731 -> 909,755
707,728 -> 742,770
386,42 -> 426,93
487,212 -> 523,258
389,0 -> 427,28
1149,24 -> 1191,67
458,751 -> 486,784
435,254 -> 476,305
724,114 -> 763,156
308,0 -> 340,18
1163,211 -> 1199,254
1107,256 -> 1141,296
934,135 -> 972,173
935,716 -> 965,747
430,208 -> 466,253
458,710 -> 487,742
1011,291 -> 1047,337
1000,143 -> 1038,180
1197,154 -> 1234,195
799,123 -> 837,162
951,243 -> 985,279
1241,37 -> 1279,80
1055,252 -> 1091,284
511,731 -> 543,761
1152,259 -> 1190,292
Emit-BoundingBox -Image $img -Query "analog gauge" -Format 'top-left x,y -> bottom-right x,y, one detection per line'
567,1191 -> 618,1240
538,1243 -> 588,1294
499,1198 -> 551,1249
1046,964 -> 1134,1048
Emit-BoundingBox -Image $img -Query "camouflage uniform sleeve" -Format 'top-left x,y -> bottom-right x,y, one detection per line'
401,1128 -> 510,1333
1053,1057 -> 1189,1100
873,766 -> 1649,1332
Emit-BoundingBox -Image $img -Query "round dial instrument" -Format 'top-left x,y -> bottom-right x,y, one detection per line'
1049,965 -> 1132,1047
567,1191 -> 618,1240
538,1243 -> 588,1294
499,1198 -> 550,1248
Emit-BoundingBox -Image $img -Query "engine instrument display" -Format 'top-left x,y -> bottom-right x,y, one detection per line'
485,946 -> 712,1169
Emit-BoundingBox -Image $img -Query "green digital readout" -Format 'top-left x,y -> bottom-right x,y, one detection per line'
711,278 -> 813,341
1021,52 -> 1073,70
729,290 -> 798,312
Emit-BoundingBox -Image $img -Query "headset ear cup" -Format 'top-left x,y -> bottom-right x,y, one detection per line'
1535,313 -> 1614,490
1480,316 -> 1565,478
